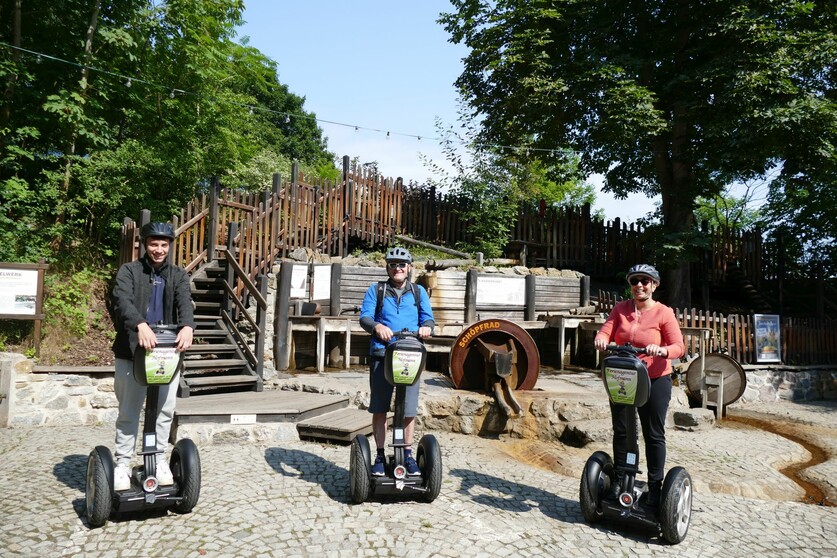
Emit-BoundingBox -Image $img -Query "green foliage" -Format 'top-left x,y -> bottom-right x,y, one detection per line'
43,268 -> 110,337
422,114 -> 590,259
0,0 -> 333,264
694,193 -> 762,231
441,0 -> 837,302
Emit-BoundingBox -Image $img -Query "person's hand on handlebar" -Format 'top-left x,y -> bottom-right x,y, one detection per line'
594,338 -> 608,352
373,323 -> 394,342
417,326 -> 432,340
137,322 -> 157,349
644,344 -> 668,358
176,326 -> 194,352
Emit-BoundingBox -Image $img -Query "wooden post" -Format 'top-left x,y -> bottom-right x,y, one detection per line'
33,259 -> 46,356
291,162 -> 299,252
580,275 -> 591,307
223,222 -> 237,318
777,230 -> 785,313
465,268 -> 478,324
207,177 -> 220,262
272,173 -> 282,263
138,209 -> 151,259
525,274 -> 536,321
817,261 -> 825,318
342,155 -> 351,258
330,262 -> 343,316
274,260 -> 293,371
255,274 -> 267,378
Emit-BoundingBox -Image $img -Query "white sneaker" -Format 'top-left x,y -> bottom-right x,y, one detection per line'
156,459 -> 174,486
114,463 -> 131,491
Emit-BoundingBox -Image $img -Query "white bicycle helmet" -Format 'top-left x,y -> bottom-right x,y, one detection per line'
626,264 -> 661,284
385,246 -> 412,263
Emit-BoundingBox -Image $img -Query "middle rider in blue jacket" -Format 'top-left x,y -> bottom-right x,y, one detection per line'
359,247 -> 435,476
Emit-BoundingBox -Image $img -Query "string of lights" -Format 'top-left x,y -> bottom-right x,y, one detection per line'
1,41 -> 577,157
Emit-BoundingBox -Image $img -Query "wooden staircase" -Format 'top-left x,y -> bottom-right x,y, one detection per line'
724,265 -> 775,314
179,260 -> 263,398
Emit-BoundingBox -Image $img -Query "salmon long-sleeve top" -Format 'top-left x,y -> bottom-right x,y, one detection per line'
594,300 -> 686,379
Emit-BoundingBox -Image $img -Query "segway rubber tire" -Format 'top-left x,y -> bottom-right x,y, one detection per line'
86,446 -> 114,528
417,435 -> 442,503
579,451 -> 611,522
171,438 -> 201,514
659,466 -> 692,544
349,435 -> 372,504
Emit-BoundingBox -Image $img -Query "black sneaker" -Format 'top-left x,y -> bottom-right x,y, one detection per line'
640,481 -> 662,516
371,455 -> 386,476
404,455 -> 421,476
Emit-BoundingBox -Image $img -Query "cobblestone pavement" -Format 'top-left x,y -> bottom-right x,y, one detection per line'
2,398 -> 837,558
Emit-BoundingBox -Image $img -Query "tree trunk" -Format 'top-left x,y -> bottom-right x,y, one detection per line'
53,0 -> 101,249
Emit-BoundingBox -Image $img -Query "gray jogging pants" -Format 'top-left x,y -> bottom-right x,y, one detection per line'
113,357 -> 179,465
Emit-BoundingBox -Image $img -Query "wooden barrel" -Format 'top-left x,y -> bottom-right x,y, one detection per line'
685,353 -> 747,406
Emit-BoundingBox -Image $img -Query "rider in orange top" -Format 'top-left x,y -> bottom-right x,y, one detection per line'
594,264 -> 685,514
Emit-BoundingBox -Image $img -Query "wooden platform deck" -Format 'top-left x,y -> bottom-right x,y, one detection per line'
173,389 -> 391,443
174,389 -> 349,428
296,408 -> 392,443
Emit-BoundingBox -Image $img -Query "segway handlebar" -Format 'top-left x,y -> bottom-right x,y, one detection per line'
391,329 -> 428,341
604,343 -> 648,355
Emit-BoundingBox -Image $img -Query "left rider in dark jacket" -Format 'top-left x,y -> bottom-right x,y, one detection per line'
110,222 -> 195,490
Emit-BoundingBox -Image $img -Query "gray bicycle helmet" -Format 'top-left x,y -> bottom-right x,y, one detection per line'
385,246 -> 412,263
626,264 -> 661,284
140,222 -> 176,242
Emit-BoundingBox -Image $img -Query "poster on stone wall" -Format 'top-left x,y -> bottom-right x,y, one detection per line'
754,314 -> 782,363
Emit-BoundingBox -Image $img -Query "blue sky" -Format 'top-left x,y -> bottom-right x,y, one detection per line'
237,1 -> 654,222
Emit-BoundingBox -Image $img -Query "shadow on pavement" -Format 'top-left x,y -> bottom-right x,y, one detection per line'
449,467 -> 581,522
54,453 -> 87,491
264,447 -> 348,503
450,467 -> 666,543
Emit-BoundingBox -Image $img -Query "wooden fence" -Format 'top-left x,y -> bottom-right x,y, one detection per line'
596,291 -> 837,366
120,157 -> 810,294
119,155 -> 834,324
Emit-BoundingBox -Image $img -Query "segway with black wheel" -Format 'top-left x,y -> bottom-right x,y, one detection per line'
349,330 -> 442,503
85,325 -> 201,527
579,343 -> 692,544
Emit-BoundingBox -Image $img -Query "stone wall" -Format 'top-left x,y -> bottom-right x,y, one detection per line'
0,353 -> 118,428
740,365 -> 837,404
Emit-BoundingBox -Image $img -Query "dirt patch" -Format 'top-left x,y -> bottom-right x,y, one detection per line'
37,321 -> 116,367
494,438 -> 591,478
726,412 -> 836,506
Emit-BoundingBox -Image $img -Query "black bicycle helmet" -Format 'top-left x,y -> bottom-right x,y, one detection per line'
385,246 -> 412,263
626,263 -> 661,284
140,222 -> 176,241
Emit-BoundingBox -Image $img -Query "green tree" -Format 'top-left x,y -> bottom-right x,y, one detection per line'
694,180 -> 765,230
441,0 -> 836,306
0,0 -> 333,264
423,116 -> 592,258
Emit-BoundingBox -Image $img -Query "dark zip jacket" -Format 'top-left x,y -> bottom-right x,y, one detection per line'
111,255 -> 195,360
